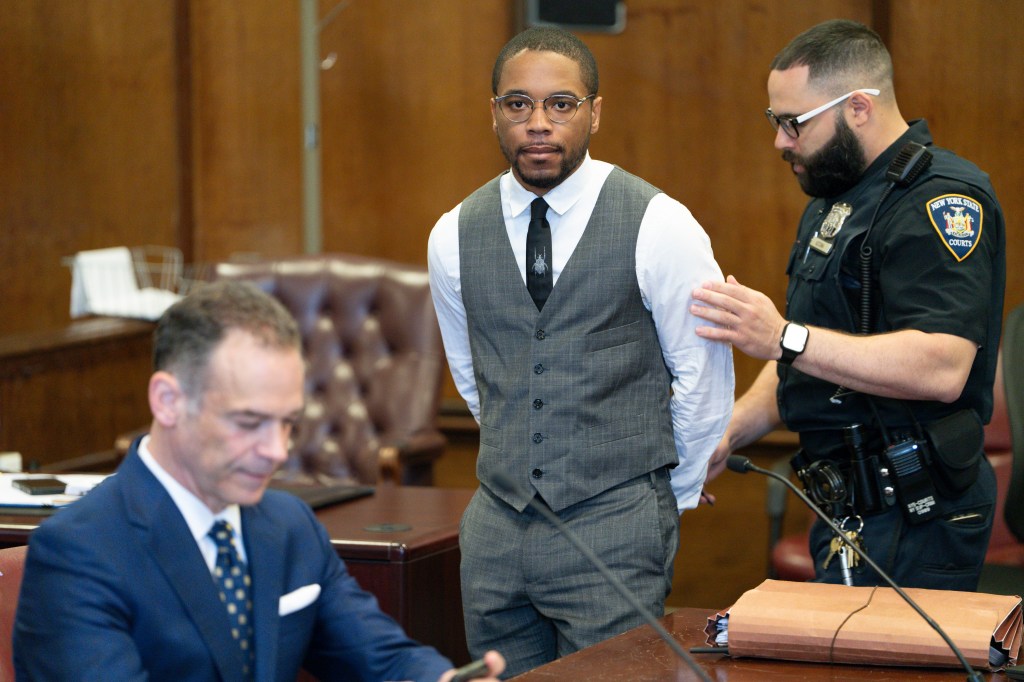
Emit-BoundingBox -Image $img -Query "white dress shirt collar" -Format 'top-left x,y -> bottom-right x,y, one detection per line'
137,435 -> 246,567
503,152 -> 596,219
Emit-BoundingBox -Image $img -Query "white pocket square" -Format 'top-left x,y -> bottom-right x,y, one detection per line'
278,583 -> 321,616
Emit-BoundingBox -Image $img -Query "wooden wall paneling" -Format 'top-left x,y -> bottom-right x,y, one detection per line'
318,0 -> 512,267
173,0 -> 196,263
189,0 -> 304,263
315,0 -> 514,408
0,1 -> 181,335
0,320 -> 153,469
888,0 -> 1024,319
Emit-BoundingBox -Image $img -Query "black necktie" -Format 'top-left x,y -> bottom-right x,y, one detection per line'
526,197 -> 553,310
209,520 -> 255,680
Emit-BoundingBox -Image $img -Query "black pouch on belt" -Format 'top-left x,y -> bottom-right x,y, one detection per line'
923,409 -> 984,498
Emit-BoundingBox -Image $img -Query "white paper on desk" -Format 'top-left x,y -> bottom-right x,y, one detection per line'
0,473 -> 110,508
70,247 -> 180,320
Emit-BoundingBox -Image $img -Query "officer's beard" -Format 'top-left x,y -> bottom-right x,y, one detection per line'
784,116 -> 867,198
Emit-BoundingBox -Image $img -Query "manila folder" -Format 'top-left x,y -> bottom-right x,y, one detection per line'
707,579 -> 1021,670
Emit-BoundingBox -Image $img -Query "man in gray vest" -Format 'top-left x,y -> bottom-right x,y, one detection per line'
428,26 -> 734,677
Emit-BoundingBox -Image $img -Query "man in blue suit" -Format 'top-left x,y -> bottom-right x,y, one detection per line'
14,281 -> 503,682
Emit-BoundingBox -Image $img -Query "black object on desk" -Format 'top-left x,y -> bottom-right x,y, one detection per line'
268,481 -> 374,509
12,478 -> 66,496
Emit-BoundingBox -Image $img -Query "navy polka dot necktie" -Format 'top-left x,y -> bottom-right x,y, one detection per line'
209,520 -> 255,680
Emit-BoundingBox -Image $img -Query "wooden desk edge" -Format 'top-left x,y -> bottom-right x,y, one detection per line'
510,607 -> 990,680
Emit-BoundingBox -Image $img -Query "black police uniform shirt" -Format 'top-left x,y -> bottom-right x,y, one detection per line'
778,119 -> 1006,445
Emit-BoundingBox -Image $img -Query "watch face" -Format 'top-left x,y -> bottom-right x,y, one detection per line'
784,323 -> 809,351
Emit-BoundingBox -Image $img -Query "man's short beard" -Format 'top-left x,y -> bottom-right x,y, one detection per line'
514,161 -> 568,189
499,135 -> 589,191
785,116 -> 867,198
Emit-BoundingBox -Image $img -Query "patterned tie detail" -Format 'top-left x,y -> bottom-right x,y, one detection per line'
209,520 -> 255,680
526,197 -> 553,310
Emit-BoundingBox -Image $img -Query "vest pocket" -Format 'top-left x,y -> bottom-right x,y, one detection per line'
584,320 -> 641,351
586,416 -> 643,447
478,421 -> 502,450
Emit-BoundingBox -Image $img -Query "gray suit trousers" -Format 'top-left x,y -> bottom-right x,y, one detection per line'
459,467 -> 679,678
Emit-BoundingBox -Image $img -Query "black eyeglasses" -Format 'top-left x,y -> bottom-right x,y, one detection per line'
494,93 -> 596,124
765,88 -> 880,139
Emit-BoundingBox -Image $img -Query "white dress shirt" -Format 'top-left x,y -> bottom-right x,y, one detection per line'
138,435 -> 247,570
428,155 -> 734,511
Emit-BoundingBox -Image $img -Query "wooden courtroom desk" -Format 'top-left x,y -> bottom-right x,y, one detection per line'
316,485 -> 474,664
0,484 -> 475,665
512,607 -> 1011,681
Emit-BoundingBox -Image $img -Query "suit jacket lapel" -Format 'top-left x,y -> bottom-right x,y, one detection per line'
119,449 -> 248,682
242,503 -> 286,679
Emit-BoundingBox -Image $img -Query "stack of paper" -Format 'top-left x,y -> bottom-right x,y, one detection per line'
0,473 -> 110,510
69,246 -> 181,320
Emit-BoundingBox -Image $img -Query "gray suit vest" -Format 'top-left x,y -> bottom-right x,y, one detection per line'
459,167 -> 677,512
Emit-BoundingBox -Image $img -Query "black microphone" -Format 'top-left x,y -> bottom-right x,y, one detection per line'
726,455 -> 984,682
489,471 -> 713,682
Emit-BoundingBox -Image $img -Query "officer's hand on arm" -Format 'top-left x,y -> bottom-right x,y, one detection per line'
691,275 -> 786,361
691,275 -> 976,402
439,650 -> 505,682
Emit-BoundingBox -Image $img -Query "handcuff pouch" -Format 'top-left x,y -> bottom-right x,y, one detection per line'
923,409 -> 984,499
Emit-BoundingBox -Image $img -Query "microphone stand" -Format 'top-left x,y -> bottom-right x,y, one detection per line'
727,455 -> 984,682
490,472 -> 713,682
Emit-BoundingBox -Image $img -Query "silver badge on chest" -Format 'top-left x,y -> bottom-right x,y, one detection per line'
809,202 -> 852,255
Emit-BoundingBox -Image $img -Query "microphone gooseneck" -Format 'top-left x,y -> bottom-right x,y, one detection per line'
725,455 -> 753,474
727,455 -> 984,682
489,471 -> 713,682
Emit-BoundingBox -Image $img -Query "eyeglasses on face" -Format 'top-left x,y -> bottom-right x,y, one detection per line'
494,93 -> 597,124
765,88 -> 880,139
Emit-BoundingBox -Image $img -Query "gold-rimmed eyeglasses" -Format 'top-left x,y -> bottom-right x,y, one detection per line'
494,93 -> 597,124
765,88 -> 880,139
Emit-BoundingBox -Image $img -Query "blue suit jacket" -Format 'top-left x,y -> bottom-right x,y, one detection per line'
13,445 -> 453,681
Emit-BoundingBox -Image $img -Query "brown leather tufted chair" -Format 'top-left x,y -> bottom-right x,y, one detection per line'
212,254 -> 447,487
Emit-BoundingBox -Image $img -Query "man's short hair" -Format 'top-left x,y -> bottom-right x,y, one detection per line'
492,26 -> 598,95
770,19 -> 893,96
153,280 -> 300,402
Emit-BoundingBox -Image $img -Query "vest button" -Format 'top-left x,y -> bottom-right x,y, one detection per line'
532,468 -> 543,479
533,364 -> 545,374
532,433 -> 544,444
533,399 -> 544,409
535,329 -> 546,340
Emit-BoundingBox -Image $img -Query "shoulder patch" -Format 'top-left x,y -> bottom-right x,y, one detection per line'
926,194 -> 983,262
